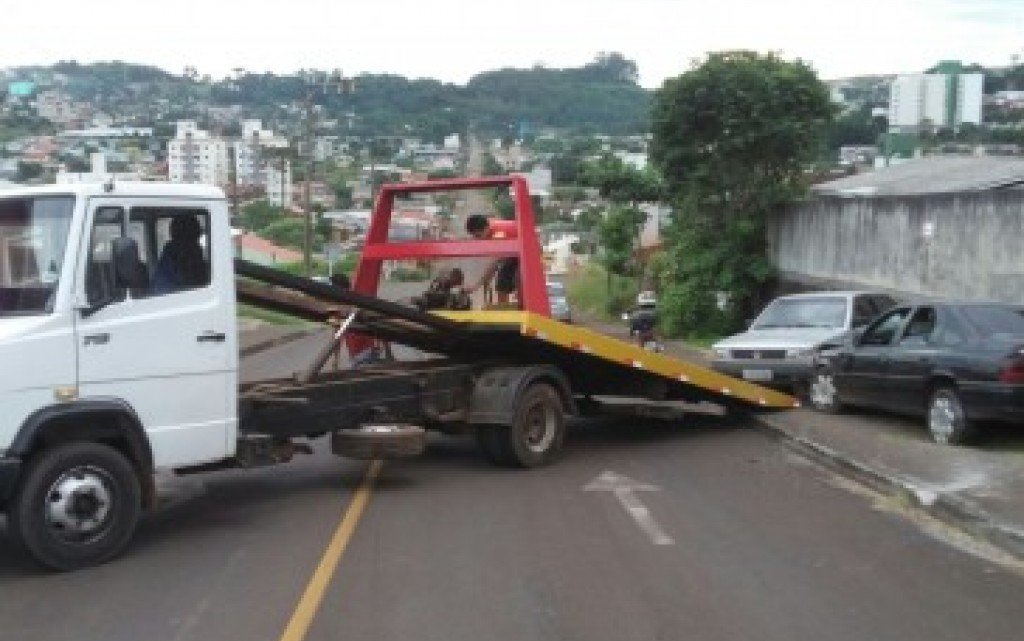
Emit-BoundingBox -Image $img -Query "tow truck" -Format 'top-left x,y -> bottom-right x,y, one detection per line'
0,176 -> 795,570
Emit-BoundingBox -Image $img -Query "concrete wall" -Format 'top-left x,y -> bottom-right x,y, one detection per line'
768,191 -> 1024,302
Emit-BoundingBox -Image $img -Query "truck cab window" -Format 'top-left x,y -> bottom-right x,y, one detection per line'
131,207 -> 211,296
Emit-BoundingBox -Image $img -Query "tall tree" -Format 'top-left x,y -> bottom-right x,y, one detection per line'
650,51 -> 834,335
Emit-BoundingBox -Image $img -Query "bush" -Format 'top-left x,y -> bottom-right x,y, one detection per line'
567,264 -> 638,319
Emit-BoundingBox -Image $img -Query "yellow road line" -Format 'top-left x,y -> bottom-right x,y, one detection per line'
278,459 -> 383,641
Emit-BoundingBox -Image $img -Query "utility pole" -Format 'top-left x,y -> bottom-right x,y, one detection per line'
228,143 -> 239,222
300,68 -> 352,277
303,89 -> 315,276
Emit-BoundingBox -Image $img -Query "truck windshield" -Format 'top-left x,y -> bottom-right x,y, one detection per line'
753,297 -> 848,329
0,196 -> 75,317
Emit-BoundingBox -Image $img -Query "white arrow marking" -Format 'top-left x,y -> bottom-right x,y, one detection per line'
584,471 -> 675,546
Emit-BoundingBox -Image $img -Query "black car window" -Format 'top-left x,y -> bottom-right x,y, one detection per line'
852,296 -> 876,328
872,295 -> 896,313
934,311 -> 969,347
901,307 -> 937,342
860,308 -> 911,346
961,305 -> 1024,337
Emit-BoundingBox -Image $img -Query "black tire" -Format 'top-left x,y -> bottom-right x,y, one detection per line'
7,442 -> 141,572
808,369 -> 844,414
475,426 -> 509,465
927,386 -> 977,445
481,383 -> 566,468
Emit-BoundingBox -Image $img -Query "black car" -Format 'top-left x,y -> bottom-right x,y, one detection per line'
808,302 -> 1024,445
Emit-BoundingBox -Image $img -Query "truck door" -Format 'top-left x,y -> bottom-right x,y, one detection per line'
75,198 -> 234,468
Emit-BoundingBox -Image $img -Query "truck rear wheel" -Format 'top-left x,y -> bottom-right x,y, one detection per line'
8,442 -> 141,571
478,383 -> 566,468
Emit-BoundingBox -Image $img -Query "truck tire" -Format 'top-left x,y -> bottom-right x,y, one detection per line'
479,383 -> 566,468
7,442 -> 141,571
331,424 -> 426,460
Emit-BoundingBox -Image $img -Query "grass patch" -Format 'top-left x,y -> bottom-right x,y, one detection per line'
566,264 -> 639,321
238,303 -> 314,327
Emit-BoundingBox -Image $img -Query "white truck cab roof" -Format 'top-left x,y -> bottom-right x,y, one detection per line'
0,181 -> 226,200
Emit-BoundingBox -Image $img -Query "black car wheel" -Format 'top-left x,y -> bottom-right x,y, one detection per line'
808,369 -> 844,414
927,386 -> 976,445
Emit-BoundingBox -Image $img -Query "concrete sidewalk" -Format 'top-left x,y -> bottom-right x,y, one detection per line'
582,314 -> 1024,559
238,320 -> 317,359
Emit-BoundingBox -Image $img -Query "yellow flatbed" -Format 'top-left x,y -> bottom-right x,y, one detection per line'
436,310 -> 799,410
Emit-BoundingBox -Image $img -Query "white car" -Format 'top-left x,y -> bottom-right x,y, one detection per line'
711,291 -> 896,392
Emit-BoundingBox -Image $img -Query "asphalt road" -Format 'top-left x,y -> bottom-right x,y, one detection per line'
1,333 -> 1023,641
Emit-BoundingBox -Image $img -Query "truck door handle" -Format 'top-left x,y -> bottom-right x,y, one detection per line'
83,332 -> 110,346
197,331 -> 226,343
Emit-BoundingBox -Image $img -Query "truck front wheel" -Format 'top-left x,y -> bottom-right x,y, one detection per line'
8,442 -> 141,571
478,383 -> 566,468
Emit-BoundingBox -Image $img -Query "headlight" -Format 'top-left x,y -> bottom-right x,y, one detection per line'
714,348 -> 729,359
786,348 -> 814,360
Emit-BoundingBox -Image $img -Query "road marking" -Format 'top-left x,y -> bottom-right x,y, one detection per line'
584,470 -> 675,546
278,459 -> 383,641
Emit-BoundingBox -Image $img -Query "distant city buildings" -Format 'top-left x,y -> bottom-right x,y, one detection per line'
888,62 -> 983,131
264,160 -> 293,207
167,120 -> 231,185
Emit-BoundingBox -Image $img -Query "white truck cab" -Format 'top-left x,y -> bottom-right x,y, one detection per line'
0,182 -> 238,569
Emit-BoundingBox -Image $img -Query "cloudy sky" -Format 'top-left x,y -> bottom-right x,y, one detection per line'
2,0 -> 1022,87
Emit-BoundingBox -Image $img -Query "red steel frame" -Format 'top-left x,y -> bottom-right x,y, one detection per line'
347,175 -> 550,355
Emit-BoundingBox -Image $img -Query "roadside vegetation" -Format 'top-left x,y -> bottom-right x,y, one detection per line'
566,264 -> 638,320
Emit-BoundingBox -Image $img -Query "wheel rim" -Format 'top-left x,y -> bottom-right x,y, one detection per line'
809,373 -> 837,408
929,393 -> 960,443
522,401 -> 557,454
45,466 -> 116,544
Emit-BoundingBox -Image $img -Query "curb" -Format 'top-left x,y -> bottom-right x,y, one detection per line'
752,412 -> 1024,562
239,328 -> 319,359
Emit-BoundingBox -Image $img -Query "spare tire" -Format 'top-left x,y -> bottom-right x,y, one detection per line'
331,424 -> 426,460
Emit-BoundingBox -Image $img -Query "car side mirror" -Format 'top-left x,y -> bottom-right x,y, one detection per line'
850,328 -> 866,345
852,316 -> 872,329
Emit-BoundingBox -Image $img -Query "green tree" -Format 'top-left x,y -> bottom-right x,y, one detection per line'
16,161 -> 44,182
650,51 -> 834,336
581,154 -> 663,204
598,204 -> 645,278
239,200 -> 282,231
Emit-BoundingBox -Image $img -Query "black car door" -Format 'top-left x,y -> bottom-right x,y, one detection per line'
885,305 -> 939,414
840,307 -> 912,407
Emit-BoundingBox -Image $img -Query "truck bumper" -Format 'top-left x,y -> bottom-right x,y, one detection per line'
0,456 -> 21,508
711,359 -> 813,389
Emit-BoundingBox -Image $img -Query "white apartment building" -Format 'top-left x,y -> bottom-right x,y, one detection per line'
265,160 -> 293,208
168,120 -> 230,186
232,119 -> 289,186
888,72 -> 983,130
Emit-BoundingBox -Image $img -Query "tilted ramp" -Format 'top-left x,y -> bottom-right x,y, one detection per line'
235,259 -> 796,410
435,310 -> 799,410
